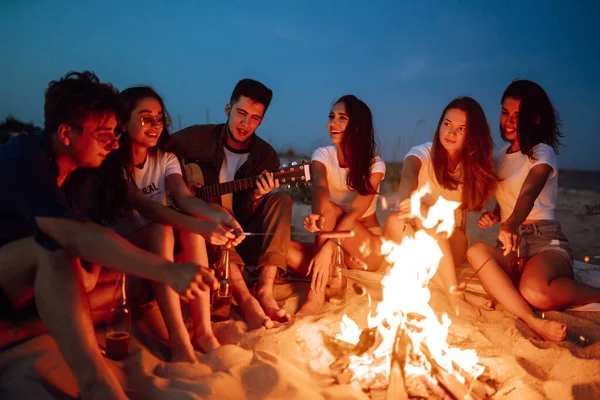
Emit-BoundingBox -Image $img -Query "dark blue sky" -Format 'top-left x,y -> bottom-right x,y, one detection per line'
1,1 -> 599,169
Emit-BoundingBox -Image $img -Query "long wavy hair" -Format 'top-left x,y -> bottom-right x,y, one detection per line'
96,86 -> 172,223
431,96 -> 496,211
501,79 -> 563,157
336,95 -> 379,195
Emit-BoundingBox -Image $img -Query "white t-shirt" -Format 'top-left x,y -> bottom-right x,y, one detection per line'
405,142 -> 463,226
219,146 -> 250,213
495,143 -> 558,222
114,150 -> 182,235
311,146 -> 385,218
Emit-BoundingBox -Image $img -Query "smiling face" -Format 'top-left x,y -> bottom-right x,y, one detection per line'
68,113 -> 120,168
327,102 -> 349,146
438,108 -> 467,158
127,97 -> 165,150
500,96 -> 521,144
225,95 -> 265,149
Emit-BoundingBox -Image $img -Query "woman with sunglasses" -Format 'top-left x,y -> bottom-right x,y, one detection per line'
99,86 -> 244,360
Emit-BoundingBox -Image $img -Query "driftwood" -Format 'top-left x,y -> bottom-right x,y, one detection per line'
386,323 -> 410,400
331,313 -> 496,399
419,340 -> 496,400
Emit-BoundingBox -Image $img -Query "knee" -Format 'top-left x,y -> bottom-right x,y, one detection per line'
38,249 -> 98,292
81,263 -> 102,293
519,279 -> 554,311
269,191 -> 293,210
466,242 -> 490,265
147,223 -> 175,246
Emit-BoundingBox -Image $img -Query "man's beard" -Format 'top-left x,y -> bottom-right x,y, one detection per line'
227,123 -> 252,146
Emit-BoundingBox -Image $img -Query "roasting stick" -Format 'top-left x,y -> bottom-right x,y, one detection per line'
240,230 -> 355,239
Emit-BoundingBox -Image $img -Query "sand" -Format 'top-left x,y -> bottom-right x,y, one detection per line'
1,188 -> 599,399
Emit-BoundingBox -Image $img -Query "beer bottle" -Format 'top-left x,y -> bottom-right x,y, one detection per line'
106,272 -> 131,360
211,243 -> 232,321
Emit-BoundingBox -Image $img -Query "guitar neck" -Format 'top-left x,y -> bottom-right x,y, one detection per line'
194,175 -> 259,200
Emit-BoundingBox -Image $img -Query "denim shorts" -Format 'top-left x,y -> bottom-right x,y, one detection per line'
496,220 -> 573,266
518,220 -> 573,266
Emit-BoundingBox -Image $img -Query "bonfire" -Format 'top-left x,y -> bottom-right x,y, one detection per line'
324,185 -> 496,399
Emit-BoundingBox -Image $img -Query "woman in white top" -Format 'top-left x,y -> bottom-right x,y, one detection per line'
287,95 -> 386,315
384,97 -> 496,319
101,87 -> 244,359
468,80 -> 600,341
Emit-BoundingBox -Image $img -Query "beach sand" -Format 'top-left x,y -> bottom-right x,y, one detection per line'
1,188 -> 599,399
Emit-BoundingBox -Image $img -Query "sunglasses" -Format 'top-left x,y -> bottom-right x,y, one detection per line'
140,116 -> 171,128
70,124 -> 122,150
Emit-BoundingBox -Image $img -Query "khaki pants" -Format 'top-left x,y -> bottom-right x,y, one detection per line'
213,192 -> 293,272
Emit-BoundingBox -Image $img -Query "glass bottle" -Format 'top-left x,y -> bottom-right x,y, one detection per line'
211,243 -> 232,322
328,238 -> 348,304
512,236 -> 527,274
106,272 -> 131,360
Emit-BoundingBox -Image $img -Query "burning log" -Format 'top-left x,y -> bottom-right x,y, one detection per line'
329,326 -> 383,384
386,322 -> 410,400
419,339 -> 496,400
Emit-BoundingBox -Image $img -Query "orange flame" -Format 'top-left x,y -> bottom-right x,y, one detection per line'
336,184 -> 484,387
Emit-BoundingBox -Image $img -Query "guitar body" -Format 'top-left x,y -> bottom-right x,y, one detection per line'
182,162 -> 222,205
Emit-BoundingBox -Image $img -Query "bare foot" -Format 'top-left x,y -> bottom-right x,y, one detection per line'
464,292 -> 494,311
448,295 -> 481,320
526,317 -> 567,342
192,333 -> 221,353
256,288 -> 291,323
240,296 -> 274,330
169,338 -> 198,363
296,290 -> 325,316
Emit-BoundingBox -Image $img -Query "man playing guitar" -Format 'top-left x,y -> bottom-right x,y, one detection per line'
168,79 -> 292,328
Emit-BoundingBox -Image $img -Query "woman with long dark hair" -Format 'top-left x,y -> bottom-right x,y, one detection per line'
100,86 -> 244,358
468,80 -> 600,341
288,95 -> 386,314
384,96 -> 497,319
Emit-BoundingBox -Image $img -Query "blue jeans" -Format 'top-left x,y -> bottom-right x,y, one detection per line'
518,220 -> 573,266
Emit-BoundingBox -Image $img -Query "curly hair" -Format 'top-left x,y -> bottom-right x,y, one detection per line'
44,71 -> 126,134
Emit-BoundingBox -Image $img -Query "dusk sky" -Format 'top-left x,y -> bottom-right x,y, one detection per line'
1,1 -> 599,170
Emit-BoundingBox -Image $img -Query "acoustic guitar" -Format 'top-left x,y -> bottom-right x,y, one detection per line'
183,160 -> 312,202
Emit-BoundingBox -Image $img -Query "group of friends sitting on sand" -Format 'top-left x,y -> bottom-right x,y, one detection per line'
1,71 -> 600,400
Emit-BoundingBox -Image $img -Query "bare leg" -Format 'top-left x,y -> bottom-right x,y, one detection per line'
519,251 -> 600,310
384,212 -> 408,245
238,192 -> 292,323
178,231 -> 220,352
0,282 -> 115,349
255,265 -> 291,322
129,223 -> 196,363
0,237 -> 126,399
296,202 -> 343,315
286,240 -> 316,275
467,243 -> 567,341
229,263 -> 273,329
435,231 -> 480,319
